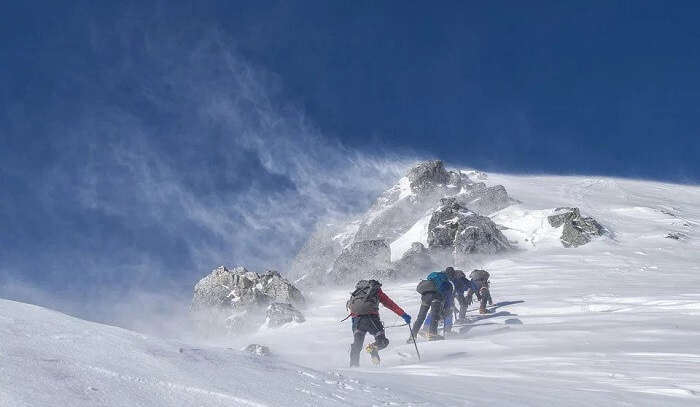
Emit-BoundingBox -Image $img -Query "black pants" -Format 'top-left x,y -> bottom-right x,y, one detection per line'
350,315 -> 388,367
410,291 -> 443,337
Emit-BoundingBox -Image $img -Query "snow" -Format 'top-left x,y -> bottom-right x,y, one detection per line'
397,176 -> 413,200
4,173 -> 700,406
389,212 -> 431,261
0,299 -> 428,407
490,205 -> 563,249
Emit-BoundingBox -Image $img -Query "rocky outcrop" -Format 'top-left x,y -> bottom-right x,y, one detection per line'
393,242 -> 438,275
191,266 -> 305,333
258,270 -> 306,306
243,344 -> 271,357
428,198 -> 511,255
330,240 -> 395,283
289,161 -> 516,285
354,161 -> 513,243
265,303 -> 305,328
407,160 -> 450,193
665,232 -> 687,240
547,207 -> 606,247
455,184 -> 514,215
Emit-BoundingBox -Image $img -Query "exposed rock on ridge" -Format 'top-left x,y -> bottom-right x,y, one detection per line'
548,207 -> 606,247
428,198 -> 511,255
291,160 -> 517,284
191,266 -> 305,333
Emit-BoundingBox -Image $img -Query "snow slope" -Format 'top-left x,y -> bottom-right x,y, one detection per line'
3,173 -> 700,406
231,174 -> 700,406
0,298 -> 435,407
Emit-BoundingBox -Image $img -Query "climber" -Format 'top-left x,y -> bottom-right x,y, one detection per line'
445,267 -> 471,321
409,269 -> 454,341
346,279 -> 411,367
466,269 -> 493,314
421,266 -> 471,332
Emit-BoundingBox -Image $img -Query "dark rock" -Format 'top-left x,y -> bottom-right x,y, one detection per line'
407,160 -> 450,192
665,232 -> 687,240
191,266 -> 250,310
265,303 -> 305,328
243,344 -> 271,356
547,208 -> 606,247
427,198 -> 511,255
191,266 -> 306,333
259,270 -> 306,306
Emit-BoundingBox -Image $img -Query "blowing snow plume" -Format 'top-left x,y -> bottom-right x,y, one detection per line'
0,22 -> 414,330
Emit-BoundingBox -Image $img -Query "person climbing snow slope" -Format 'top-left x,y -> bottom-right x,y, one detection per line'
409,269 -> 453,341
445,267 -> 470,321
467,269 -> 493,314
422,266 -> 469,332
346,279 -> 411,366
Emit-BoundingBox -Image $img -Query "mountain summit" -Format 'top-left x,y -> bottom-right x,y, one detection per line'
290,160 -> 604,285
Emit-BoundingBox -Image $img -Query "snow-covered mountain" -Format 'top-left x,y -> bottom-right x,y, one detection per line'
3,170 -> 700,406
291,161 -> 606,285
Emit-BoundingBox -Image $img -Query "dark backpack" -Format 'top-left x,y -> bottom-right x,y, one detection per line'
416,271 -> 448,295
347,280 -> 381,315
445,268 -> 466,281
416,279 -> 436,294
470,269 -> 490,281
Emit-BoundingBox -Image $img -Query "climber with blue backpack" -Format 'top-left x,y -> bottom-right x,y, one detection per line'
408,268 -> 454,342
421,266 -> 470,332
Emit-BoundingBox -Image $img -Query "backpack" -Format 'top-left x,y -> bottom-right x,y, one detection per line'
445,268 -> 466,281
347,280 -> 381,315
416,279 -> 436,294
416,271 -> 448,295
427,271 -> 449,288
469,269 -> 490,282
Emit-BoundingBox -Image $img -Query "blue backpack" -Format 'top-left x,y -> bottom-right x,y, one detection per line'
426,271 -> 448,291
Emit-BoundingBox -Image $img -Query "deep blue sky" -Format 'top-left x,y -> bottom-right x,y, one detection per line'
2,1 -> 700,321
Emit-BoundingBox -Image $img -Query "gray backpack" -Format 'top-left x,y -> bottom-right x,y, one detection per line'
470,269 -> 490,281
416,279 -> 437,294
347,280 -> 381,315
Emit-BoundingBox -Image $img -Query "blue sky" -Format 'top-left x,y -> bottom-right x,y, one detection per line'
2,1 -> 699,322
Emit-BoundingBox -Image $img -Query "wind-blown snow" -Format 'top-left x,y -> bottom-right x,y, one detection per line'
4,173 -> 700,406
389,213 -> 431,261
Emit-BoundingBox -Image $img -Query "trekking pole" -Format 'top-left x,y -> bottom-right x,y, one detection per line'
407,324 -> 421,361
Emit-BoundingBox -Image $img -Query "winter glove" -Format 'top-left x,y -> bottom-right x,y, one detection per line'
401,314 -> 411,325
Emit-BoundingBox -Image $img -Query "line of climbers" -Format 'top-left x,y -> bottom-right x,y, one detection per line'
345,267 -> 492,367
